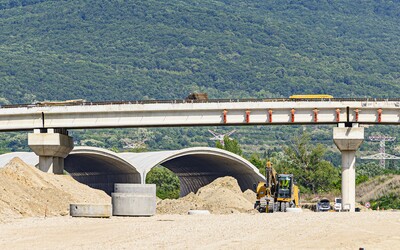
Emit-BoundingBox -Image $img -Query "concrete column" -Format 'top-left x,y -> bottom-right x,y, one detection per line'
38,156 -> 64,174
142,171 -> 147,184
333,124 -> 364,212
341,151 -> 356,211
28,129 -> 73,174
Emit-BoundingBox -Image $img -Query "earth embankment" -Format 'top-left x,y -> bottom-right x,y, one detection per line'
0,157 -> 110,222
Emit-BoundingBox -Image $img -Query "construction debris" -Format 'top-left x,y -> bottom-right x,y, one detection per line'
185,93 -> 208,101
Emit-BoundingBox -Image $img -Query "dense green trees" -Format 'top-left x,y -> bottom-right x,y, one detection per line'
370,193 -> 400,210
216,136 -> 243,156
216,133 -> 341,194
1,0 -> 400,105
273,133 -> 341,193
1,0 -> 400,157
145,167 -> 180,199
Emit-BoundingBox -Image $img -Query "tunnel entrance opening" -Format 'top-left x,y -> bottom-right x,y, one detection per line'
152,153 -> 262,197
65,154 -> 141,195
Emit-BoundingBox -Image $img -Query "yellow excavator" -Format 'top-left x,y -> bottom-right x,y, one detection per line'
254,161 -> 300,212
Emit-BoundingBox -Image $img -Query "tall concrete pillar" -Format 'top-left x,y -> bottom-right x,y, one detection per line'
28,128 -> 74,174
333,124 -> 364,212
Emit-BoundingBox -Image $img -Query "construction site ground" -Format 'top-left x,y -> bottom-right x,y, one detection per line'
0,212 -> 399,249
0,158 -> 399,249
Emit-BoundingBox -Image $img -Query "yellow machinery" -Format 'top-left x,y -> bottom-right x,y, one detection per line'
254,162 -> 300,212
275,173 -> 300,212
254,161 -> 277,213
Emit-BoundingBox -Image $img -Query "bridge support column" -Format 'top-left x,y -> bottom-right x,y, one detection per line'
333,124 -> 364,212
28,128 -> 74,174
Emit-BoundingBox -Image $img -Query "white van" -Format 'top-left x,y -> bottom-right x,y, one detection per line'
334,197 -> 342,212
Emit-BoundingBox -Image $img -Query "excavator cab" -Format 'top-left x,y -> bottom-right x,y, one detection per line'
277,174 -> 293,199
275,174 -> 300,211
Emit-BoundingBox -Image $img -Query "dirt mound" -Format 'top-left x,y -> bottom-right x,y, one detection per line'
357,175 -> 400,203
243,189 -> 257,203
0,157 -> 110,222
157,176 -> 257,214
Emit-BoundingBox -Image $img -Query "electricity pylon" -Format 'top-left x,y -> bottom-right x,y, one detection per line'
361,135 -> 400,167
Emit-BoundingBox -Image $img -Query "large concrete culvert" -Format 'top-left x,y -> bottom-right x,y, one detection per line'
161,154 -> 265,196
0,147 -> 265,197
65,147 -> 141,195
123,147 -> 265,197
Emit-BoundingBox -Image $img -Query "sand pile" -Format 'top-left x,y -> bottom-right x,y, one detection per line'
243,189 -> 257,203
157,176 -> 257,214
0,157 -> 110,222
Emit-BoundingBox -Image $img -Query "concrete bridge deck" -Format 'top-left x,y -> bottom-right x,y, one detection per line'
1,98 -> 399,212
0,98 -> 399,131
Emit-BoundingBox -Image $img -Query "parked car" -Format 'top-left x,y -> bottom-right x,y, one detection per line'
334,197 -> 342,212
316,198 -> 331,212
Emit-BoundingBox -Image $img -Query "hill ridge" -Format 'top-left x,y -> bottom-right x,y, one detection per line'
1,0 -> 400,105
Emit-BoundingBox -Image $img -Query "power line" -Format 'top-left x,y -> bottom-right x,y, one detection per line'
361,136 -> 400,167
208,129 -> 236,146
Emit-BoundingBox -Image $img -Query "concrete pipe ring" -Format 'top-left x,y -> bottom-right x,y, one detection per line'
187,210 -> 211,215
286,208 -> 303,213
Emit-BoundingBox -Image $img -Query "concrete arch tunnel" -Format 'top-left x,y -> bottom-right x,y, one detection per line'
65,147 -> 142,195
119,147 -> 265,196
0,147 -> 265,196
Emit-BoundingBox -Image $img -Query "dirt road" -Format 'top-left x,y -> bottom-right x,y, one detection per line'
0,212 -> 398,249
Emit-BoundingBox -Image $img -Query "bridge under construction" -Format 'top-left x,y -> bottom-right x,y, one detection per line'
0,98 -> 399,130
0,97 -> 399,212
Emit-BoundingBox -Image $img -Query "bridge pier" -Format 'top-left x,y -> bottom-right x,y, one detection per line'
28,128 -> 74,174
333,123 -> 364,212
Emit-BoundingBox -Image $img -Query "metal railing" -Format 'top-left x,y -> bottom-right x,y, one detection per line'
1,98 -> 399,109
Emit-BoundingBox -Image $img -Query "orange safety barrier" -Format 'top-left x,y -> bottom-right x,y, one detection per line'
291,108 -> 295,122
246,110 -> 251,123
313,109 -> 319,122
377,108 -> 382,123
336,109 -> 340,122
223,110 -> 228,124
355,108 -> 359,122
268,109 -> 273,123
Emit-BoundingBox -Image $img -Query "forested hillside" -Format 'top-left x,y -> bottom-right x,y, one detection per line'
0,0 -> 399,166
1,0 -> 400,104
